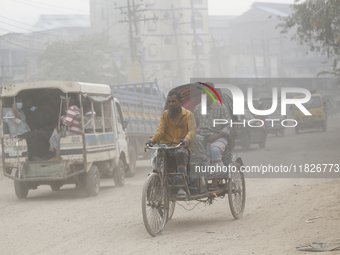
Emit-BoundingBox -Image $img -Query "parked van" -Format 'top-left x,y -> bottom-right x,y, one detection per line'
0,81 -> 129,198
293,93 -> 327,134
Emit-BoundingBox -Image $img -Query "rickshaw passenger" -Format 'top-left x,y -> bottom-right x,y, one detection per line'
193,82 -> 232,191
61,97 -> 82,135
147,90 -> 197,199
6,96 -> 48,160
34,97 -> 56,134
49,96 -> 82,154
22,97 -> 41,131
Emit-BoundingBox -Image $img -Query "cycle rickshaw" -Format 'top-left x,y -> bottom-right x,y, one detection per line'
142,83 -> 246,237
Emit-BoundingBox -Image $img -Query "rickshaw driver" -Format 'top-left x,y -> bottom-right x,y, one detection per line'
147,90 -> 197,199
193,82 -> 232,191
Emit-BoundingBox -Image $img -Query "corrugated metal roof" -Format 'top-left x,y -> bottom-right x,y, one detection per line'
255,6 -> 289,17
252,2 -> 292,15
32,15 -> 90,31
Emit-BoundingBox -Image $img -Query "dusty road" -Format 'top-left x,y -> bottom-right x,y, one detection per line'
1,119 -> 340,255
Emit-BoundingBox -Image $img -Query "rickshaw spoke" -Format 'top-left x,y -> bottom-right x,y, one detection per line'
142,173 -> 168,236
228,163 -> 246,219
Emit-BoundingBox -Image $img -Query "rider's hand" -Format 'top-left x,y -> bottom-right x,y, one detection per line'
180,138 -> 190,149
12,103 -> 17,111
146,139 -> 154,146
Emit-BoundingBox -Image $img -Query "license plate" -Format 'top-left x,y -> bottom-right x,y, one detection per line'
9,152 -> 22,157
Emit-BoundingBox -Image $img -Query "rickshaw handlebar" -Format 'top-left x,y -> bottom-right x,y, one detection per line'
145,141 -> 184,150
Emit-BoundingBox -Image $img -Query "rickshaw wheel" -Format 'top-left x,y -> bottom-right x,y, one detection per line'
142,173 -> 168,237
228,163 -> 246,219
167,200 -> 176,222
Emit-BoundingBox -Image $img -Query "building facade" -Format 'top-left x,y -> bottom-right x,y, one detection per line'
208,2 -> 330,79
90,0 -> 210,90
0,15 -> 90,85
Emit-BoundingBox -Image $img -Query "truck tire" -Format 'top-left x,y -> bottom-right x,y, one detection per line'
126,147 -> 136,178
113,159 -> 125,187
85,165 -> 100,197
51,183 -> 61,191
14,170 -> 29,199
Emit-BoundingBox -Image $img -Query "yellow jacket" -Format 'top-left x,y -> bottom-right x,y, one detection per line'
152,107 -> 196,145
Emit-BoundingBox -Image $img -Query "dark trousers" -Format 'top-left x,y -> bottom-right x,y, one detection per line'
163,146 -> 189,174
18,131 -> 49,159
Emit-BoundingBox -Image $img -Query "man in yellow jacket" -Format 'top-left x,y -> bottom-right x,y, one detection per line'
147,90 -> 196,198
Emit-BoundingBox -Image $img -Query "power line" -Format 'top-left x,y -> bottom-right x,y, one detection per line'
0,15 -> 52,31
0,37 -> 45,51
116,0 -> 156,61
0,20 -> 39,33
139,1 -> 174,29
171,4 -> 183,83
190,0 -> 200,78
80,0 -> 114,6
23,0 -> 89,13
0,33 -> 56,48
0,26 -> 81,45
0,17 -> 120,52
161,49 -> 212,81
12,0 -> 81,14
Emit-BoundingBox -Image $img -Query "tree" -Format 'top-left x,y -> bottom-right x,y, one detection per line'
30,34 -> 127,84
277,0 -> 340,77
306,0 -> 340,25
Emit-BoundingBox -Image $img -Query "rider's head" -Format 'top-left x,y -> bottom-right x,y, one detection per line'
167,90 -> 182,117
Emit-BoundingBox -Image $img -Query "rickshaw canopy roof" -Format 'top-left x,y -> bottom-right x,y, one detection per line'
0,81 -> 112,98
163,83 -> 234,117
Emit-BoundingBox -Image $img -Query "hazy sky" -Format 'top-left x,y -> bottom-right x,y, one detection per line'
0,0 -> 295,34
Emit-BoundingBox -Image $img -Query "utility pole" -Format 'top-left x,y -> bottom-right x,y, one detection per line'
127,0 -> 136,62
116,0 -> 156,82
250,32 -> 258,82
261,31 -> 267,79
132,0 -> 140,39
211,35 -> 223,77
280,35 -> 285,78
190,0 -> 200,77
25,59 -> 28,82
266,32 -> 271,79
116,0 -> 144,62
1,63 -> 3,86
171,5 -> 183,84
